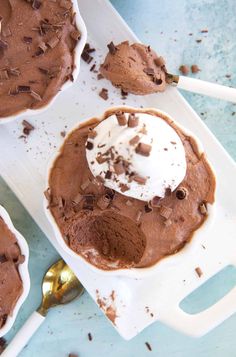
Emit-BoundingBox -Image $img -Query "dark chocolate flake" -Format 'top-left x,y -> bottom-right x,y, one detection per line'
133,175 -> 147,185
135,142 -> 152,157
18,85 -> 31,93
86,141 -> 94,150
22,120 -> 35,135
99,88 -> 108,100
195,267 -> 203,277
107,41 -> 117,55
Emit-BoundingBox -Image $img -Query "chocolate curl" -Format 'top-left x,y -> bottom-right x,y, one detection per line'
97,194 -> 111,210
135,142 -> 152,157
116,111 -> 127,126
128,114 -> 139,127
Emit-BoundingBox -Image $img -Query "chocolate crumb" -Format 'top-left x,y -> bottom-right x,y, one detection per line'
90,64 -> 96,72
116,111 -> 127,126
99,88 -> 108,100
113,161 -> 125,175
195,267 -> 203,277
88,332 -> 93,341
201,29 -> 208,33
107,41 -> 117,55
133,175 -> 147,185
165,187 -> 172,197
60,131 -> 66,138
119,183 -> 129,192
196,39 -> 202,43
17,85 -> 31,93
145,342 -> 152,351
105,170 -> 112,179
179,65 -> 189,75
97,73 -> 104,80
135,142 -> 152,157
129,135 -> 140,146
191,64 -> 200,73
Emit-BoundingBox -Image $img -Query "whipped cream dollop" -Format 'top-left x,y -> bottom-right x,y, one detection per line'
86,112 -> 187,201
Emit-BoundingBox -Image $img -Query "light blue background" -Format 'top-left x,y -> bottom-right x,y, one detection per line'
1,0 -> 236,356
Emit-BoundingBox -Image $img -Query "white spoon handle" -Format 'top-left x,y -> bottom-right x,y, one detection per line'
2,311 -> 45,357
177,75 -> 236,103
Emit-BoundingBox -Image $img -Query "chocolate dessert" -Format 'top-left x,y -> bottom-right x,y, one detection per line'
0,0 -> 80,118
0,216 -> 24,328
100,41 -> 167,95
47,108 -> 215,270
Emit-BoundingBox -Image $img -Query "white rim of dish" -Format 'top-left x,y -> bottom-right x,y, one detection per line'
0,205 -> 30,338
44,106 -> 216,279
0,0 -> 88,124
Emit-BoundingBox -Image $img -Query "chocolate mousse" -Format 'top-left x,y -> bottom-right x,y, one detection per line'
100,41 -> 167,95
0,0 -> 80,118
0,216 -> 24,328
47,108 -> 216,270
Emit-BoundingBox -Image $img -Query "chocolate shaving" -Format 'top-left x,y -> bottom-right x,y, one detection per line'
128,114 -> 139,128
86,141 -> 94,150
30,90 -> 42,101
191,64 -> 200,73
145,342 -> 152,351
99,88 -> 108,100
82,46 -> 93,64
32,0 -> 42,9
22,119 -> 35,135
129,135 -> 140,146
150,196 -> 161,207
97,194 -> 111,210
97,73 -> 104,80
121,89 -> 128,99
133,175 -> 147,185
199,202 -> 207,215
96,154 -> 107,164
119,183 -> 129,192
17,85 -> 31,93
113,161 -> 125,175
159,205 -> 172,219
116,111 -> 127,126
107,41 -> 117,55
175,187 -> 188,200
47,36 -> 60,49
135,142 -> 152,157
88,332 -> 93,341
23,36 -> 33,44
195,267 -> 203,277
70,30 -> 81,41
105,170 -> 112,179
154,78 -> 163,85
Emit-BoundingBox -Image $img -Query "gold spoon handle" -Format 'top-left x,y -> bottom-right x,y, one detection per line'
1,311 -> 45,357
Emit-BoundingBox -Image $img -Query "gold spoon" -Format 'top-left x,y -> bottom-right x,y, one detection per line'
2,259 -> 84,357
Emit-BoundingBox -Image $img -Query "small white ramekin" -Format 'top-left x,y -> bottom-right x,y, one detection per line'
0,0 -> 87,124
44,106 -> 216,279
0,205 -> 30,338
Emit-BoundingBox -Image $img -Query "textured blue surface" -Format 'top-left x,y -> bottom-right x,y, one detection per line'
1,0 -> 236,356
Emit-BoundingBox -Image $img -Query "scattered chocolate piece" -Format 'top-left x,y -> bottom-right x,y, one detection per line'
90,63 -> 96,72
84,43 -> 95,53
99,88 -> 108,100
145,342 -> 152,351
105,170 -> 112,179
116,111 -> 127,126
201,29 -> 208,33
86,141 -> 94,150
107,41 -> 117,55
17,85 -> 31,93
47,36 -> 60,49
129,135 -> 140,146
96,154 -> 107,164
70,30 -> 81,41
199,202 -> 207,215
121,89 -> 128,99
133,175 -> 147,185
119,183 -> 129,192
150,196 -> 160,207
179,65 -> 189,75
196,39 -> 202,43
165,187 -> 172,197
128,114 -> 139,128
30,90 -> 42,101
88,332 -> 93,341
81,44 -> 94,64
97,73 -> 104,80
144,204 -> 153,213
22,119 -> 35,136
68,353 -> 78,357
191,64 -> 200,73
159,205 -> 172,219
60,131 -> 66,138
97,194 -> 111,210
195,267 -> 203,277
175,187 -> 188,200
113,161 -> 125,175
135,142 -> 152,157
23,36 -> 33,44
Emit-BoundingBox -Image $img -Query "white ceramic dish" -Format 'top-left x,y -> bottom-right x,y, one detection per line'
0,0 -> 87,124
0,0 -> 236,340
44,106 -> 216,279
0,205 -> 30,338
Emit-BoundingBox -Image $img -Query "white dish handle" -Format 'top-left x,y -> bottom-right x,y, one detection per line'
1,311 -> 45,357
159,286 -> 236,337
177,76 -> 236,103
